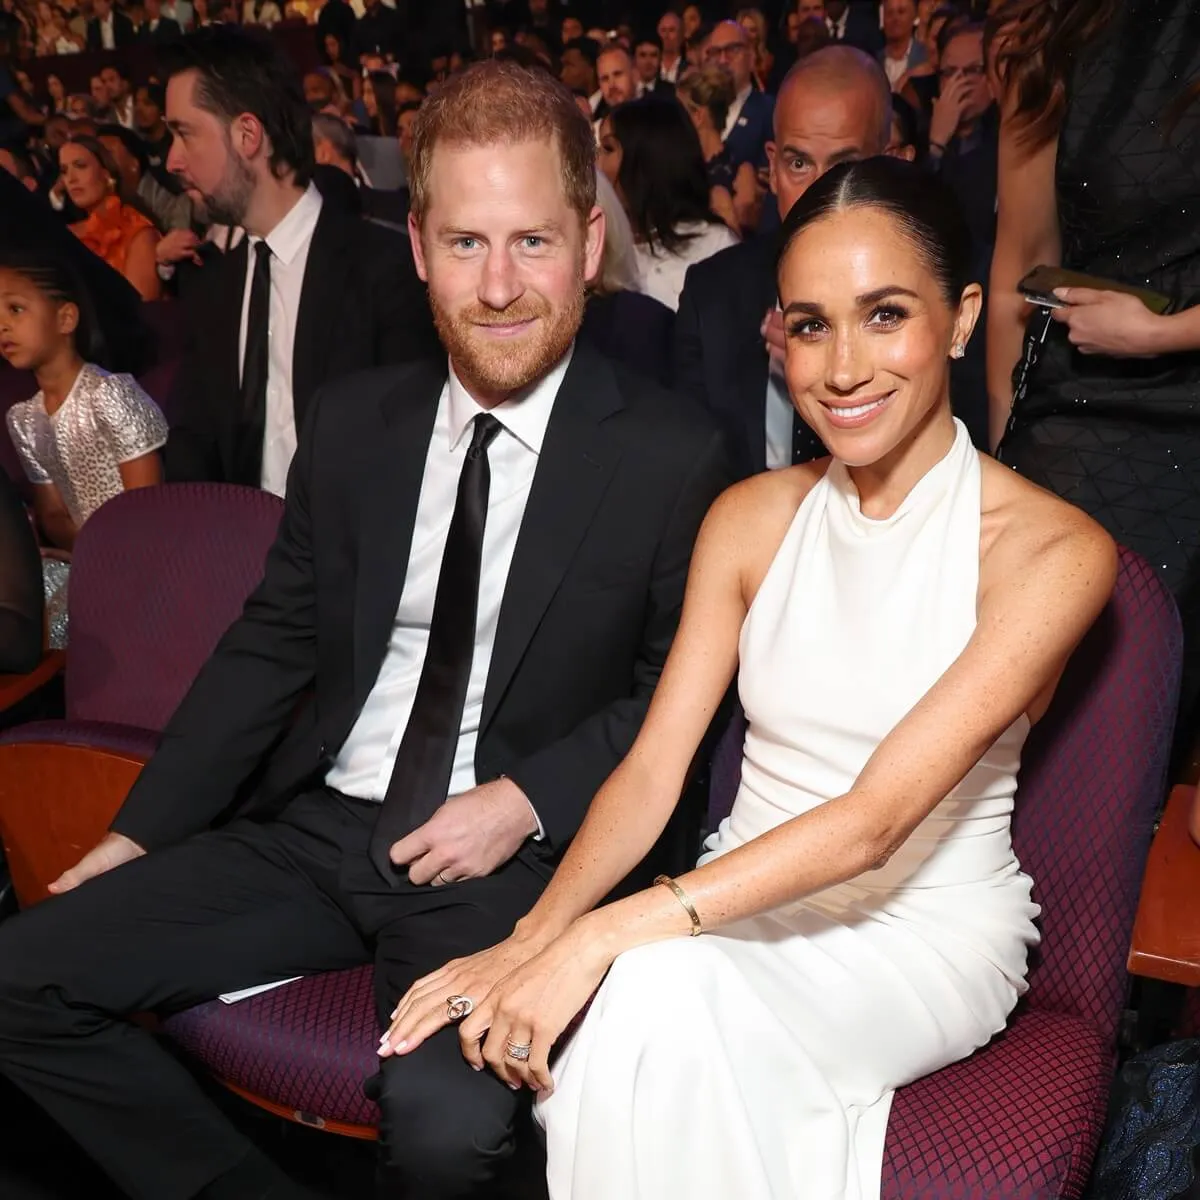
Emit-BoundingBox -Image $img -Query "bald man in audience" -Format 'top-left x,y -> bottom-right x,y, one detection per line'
673,47 -> 892,478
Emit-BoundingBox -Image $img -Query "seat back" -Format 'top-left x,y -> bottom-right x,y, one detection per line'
708,547 -> 1181,1046
65,483 -> 285,730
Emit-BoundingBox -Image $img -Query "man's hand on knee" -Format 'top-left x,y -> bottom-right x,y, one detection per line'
388,779 -> 540,887
49,832 -> 146,894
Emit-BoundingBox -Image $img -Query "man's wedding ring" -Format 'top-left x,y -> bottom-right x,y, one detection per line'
446,995 -> 475,1022
506,1039 -> 533,1062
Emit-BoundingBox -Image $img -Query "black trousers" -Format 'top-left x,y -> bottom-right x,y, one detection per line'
0,789 -> 549,1200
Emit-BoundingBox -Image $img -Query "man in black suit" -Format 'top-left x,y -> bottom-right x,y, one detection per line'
157,29 -> 437,495
311,112 -> 410,229
826,0 -> 884,56
86,0 -> 137,50
674,47 -> 892,478
0,57 -> 729,1200
633,32 -> 675,98
140,0 -> 183,43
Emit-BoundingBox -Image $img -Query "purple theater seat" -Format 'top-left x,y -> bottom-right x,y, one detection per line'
0,367 -> 35,495
157,547 -> 1180,1187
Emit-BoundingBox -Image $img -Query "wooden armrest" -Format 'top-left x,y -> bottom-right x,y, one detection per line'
1128,784 -> 1200,985
0,742 -> 147,908
0,650 -> 65,714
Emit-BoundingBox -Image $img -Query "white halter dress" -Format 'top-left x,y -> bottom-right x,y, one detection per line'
536,419 -> 1041,1199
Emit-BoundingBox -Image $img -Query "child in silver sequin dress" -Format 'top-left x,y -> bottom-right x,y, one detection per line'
0,251 -> 167,646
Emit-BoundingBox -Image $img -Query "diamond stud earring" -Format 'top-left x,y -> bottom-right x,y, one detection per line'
951,344 -> 965,359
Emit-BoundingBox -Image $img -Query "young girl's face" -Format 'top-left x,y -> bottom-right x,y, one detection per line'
0,269 -> 76,372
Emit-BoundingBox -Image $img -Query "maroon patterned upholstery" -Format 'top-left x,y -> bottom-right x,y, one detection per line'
163,967 -> 381,1128
158,548 -> 1179,1188
0,719 -> 159,759
708,547 -> 1181,1198
66,484 -> 284,729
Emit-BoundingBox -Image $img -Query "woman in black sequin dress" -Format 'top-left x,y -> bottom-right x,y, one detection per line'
988,0 -> 1200,728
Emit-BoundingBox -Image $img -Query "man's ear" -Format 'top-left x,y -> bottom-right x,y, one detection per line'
408,210 -> 429,282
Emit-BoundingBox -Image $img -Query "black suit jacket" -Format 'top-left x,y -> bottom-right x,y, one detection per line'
831,3 -> 884,56
86,11 -> 136,49
113,343 -> 732,861
581,290 -> 674,389
140,16 -> 183,42
163,200 -> 439,487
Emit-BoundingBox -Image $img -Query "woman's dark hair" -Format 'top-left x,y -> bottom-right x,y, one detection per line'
889,92 -> 923,161
367,70 -> 398,137
61,134 -> 127,200
161,24 -> 314,186
777,158 -> 973,307
607,95 -> 720,254
0,244 -> 109,366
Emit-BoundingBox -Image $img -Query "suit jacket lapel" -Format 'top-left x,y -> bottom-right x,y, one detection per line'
293,206 -> 352,429
480,342 -> 626,732
352,363 -> 444,706
739,236 -> 780,475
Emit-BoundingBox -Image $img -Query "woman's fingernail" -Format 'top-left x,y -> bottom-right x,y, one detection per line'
394,1040 -> 407,1052
471,1063 -> 483,1072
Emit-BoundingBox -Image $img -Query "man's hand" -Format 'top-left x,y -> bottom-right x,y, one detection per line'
49,831 -> 145,894
928,76 -> 969,152
388,778 -> 539,887
761,307 -> 786,372
156,228 -> 203,267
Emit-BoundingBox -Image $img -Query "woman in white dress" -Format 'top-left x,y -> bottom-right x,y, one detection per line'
381,159 -> 1118,1198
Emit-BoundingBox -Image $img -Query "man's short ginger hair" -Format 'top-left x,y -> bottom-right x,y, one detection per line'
409,60 -> 597,227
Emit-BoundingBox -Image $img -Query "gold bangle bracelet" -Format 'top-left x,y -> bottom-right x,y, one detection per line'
653,874 -> 702,937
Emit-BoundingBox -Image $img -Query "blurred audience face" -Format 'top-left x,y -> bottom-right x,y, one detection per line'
561,16 -> 583,42
134,85 -> 164,133
885,113 -> 917,160
89,75 -> 109,109
44,113 -> 71,150
597,47 -> 636,108
767,64 -> 889,220
882,0 -> 917,44
573,93 -> 592,122
490,28 -> 507,53
362,76 -> 378,119
66,94 -> 90,119
303,71 -> 334,111
634,40 -> 661,84
778,205 -> 976,467
93,0 -> 111,16
397,106 -> 417,165
322,32 -> 342,61
409,138 -> 604,402
705,22 -> 753,92
596,116 -> 621,189
939,29 -> 991,124
395,81 -> 424,106
165,68 -> 257,225
796,0 -> 826,18
59,141 -> 112,211
47,74 -> 65,107
739,9 -> 766,50
681,4 -> 701,39
657,11 -> 681,56
560,47 -> 596,95
100,67 -> 127,102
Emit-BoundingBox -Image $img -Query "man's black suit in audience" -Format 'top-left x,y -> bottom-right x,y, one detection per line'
827,0 -> 884,56
160,33 -> 437,495
85,0 -> 136,49
140,14 -> 184,43
582,290 -> 675,388
0,58 -> 729,1200
352,0 -> 407,62
675,47 -> 893,478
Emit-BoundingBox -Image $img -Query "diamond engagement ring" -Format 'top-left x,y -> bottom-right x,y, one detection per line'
505,1039 -> 533,1062
445,995 -> 475,1022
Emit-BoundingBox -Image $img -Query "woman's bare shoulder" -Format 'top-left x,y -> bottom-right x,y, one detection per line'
979,454 -> 1118,599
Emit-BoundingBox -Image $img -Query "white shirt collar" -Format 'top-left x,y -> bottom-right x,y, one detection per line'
249,183 -> 323,267
446,343 -> 573,456
722,84 -> 753,141
828,10 -> 847,37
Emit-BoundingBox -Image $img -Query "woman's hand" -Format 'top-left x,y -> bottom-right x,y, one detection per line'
456,921 -> 614,1094
1049,287 -> 1169,357
378,931 -> 551,1059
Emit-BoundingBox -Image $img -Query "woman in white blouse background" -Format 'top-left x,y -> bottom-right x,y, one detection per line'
597,95 -> 739,312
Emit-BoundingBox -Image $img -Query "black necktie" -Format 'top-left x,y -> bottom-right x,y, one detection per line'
368,413 -> 504,884
235,240 -> 271,486
791,410 -> 826,465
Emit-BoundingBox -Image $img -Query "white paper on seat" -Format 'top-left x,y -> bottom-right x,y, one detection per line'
217,977 -> 302,1005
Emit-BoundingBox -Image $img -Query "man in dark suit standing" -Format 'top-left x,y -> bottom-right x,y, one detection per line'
311,113 -> 410,229
674,47 -> 891,478
0,58 -> 730,1200
140,0 -> 183,44
158,28 -> 437,495
826,0 -> 884,56
704,19 -> 774,172
86,0 -> 136,50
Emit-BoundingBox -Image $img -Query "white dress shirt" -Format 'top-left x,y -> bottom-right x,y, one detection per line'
765,366 -> 794,470
326,349 -> 573,826
722,84 -> 753,142
99,12 -> 115,47
660,55 -> 682,84
827,10 -> 848,41
633,221 -> 740,313
237,184 -> 322,498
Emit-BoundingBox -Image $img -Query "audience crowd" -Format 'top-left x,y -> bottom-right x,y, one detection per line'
0,0 -> 1198,1196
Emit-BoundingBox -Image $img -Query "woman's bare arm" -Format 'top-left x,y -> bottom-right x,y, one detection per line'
986,82 -> 1061,451
124,227 -> 162,302
31,482 -> 78,551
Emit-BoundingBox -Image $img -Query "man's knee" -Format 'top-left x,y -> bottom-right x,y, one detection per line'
374,1054 -> 523,1197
